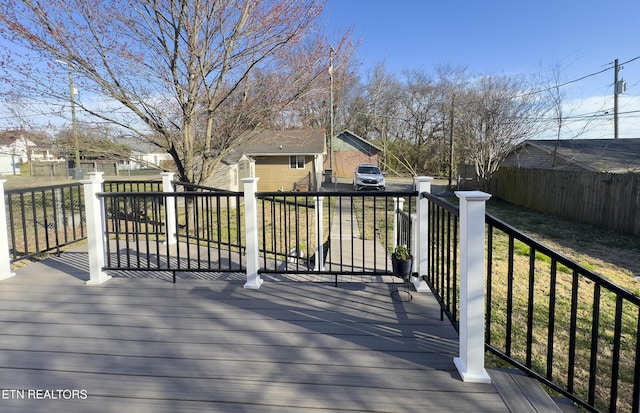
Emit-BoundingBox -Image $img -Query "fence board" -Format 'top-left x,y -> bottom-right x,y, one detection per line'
490,168 -> 640,235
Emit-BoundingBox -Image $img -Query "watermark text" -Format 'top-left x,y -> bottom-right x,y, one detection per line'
1,389 -> 88,400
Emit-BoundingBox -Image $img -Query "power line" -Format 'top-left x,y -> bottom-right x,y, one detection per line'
526,55 -> 640,97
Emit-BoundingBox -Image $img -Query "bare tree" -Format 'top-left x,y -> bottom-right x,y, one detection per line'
340,63 -> 404,172
0,0 -> 351,184
537,62 -> 605,168
456,75 -> 546,190
341,64 -> 469,177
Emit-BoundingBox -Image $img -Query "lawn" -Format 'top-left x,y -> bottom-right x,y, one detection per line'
486,199 -> 640,294
485,199 -> 640,412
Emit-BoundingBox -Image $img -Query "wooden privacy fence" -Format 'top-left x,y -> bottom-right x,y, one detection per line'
490,168 -> 640,235
29,160 -> 119,177
30,161 -> 69,177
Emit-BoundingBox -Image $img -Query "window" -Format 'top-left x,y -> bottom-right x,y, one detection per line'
289,155 -> 305,169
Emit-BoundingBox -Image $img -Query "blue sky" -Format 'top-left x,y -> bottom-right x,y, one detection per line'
323,1 -> 640,95
323,1 -> 640,139
2,1 -> 639,139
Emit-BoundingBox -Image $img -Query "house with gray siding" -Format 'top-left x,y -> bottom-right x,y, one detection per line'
502,138 -> 640,173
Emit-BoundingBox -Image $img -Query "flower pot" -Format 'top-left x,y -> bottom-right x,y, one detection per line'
391,257 -> 413,280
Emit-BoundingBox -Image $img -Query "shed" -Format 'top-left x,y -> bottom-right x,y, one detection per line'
326,130 -> 382,178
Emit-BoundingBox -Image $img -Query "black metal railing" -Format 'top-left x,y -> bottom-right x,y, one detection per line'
485,214 -> 640,413
173,182 -> 244,254
9,177 -> 636,412
174,181 -> 235,194
423,192 -> 460,328
423,192 -> 640,413
258,193 -> 317,272
396,208 -> 412,248
103,179 -> 163,193
102,191 -> 169,272
100,189 -> 245,280
6,183 -> 86,262
257,190 -> 416,283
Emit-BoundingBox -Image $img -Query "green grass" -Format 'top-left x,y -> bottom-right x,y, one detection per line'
484,199 -> 640,412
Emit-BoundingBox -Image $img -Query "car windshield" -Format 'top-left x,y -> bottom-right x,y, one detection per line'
358,166 -> 380,174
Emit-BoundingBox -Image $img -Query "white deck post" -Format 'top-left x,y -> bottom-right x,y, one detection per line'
242,177 -> 262,289
410,212 -> 417,273
0,180 -> 15,280
83,172 -> 111,285
314,196 -> 324,271
161,172 -> 177,245
454,190 -> 492,383
412,176 -> 432,292
392,197 -> 405,251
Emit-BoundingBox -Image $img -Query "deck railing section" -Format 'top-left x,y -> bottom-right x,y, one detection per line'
257,193 -> 318,273
422,189 -> 640,412
172,181 -> 244,257
5,182 -> 86,263
255,190 -> 417,283
96,176 -> 245,280
485,214 -> 640,413
0,178 -> 164,265
101,190 -> 169,272
103,179 -> 162,193
424,192 -> 460,328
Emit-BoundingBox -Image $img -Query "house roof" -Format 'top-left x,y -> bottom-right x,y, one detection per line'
238,129 -> 326,156
335,129 -> 382,153
518,139 -> 640,173
0,130 -> 44,147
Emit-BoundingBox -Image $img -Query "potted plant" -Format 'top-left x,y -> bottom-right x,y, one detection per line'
391,245 -> 413,280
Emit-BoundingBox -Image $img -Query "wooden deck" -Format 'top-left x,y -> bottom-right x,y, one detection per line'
0,247 -> 555,412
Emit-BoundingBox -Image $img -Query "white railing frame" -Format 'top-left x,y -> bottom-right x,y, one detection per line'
314,196 -> 324,271
412,176 -> 432,293
0,180 -> 15,280
392,197 -> 405,252
83,172 -> 111,285
242,177 -> 262,289
453,190 -> 492,383
161,172 -> 177,246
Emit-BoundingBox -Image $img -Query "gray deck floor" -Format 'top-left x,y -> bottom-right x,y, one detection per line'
0,249 -> 514,413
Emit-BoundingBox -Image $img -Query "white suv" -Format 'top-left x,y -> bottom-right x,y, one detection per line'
353,164 -> 385,191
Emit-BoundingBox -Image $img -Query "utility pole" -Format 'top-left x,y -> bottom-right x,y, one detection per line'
329,46 -> 335,170
57,60 -> 80,173
68,66 -> 79,169
613,59 -> 626,139
614,58 -> 619,140
448,93 -> 455,188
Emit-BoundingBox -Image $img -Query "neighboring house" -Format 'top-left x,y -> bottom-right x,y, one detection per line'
206,129 -> 325,192
0,132 -> 38,175
234,129 -> 326,192
119,138 -> 173,171
493,138 -> 640,235
28,143 -> 60,162
502,138 -> 640,173
326,130 -> 381,178
207,152 -> 255,192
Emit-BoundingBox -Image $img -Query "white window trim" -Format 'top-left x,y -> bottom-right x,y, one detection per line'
289,155 -> 305,169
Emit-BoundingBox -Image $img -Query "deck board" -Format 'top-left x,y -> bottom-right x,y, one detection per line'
0,251 -> 513,412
